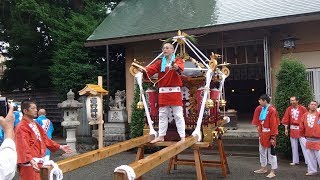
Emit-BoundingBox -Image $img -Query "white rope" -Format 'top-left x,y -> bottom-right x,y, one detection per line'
192,69 -> 213,141
135,72 -> 157,136
184,39 -> 210,69
173,40 -> 179,54
186,39 -> 210,62
114,165 -> 136,180
217,69 -> 227,101
43,160 -> 63,180
184,67 -> 208,71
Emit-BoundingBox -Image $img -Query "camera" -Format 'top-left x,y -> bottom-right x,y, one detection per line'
0,97 -> 8,117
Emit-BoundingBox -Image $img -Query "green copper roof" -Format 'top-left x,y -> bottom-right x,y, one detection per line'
87,0 -> 320,42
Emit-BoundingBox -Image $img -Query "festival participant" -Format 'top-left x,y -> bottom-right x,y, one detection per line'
35,109 -> 54,161
282,96 -> 308,165
300,101 -> 320,176
143,43 -> 185,143
15,99 -> 72,180
252,94 -> 280,178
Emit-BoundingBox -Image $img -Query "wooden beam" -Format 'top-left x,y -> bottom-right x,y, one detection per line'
98,76 -> 104,149
114,169 -> 128,180
40,166 -> 52,180
114,136 -> 198,179
56,134 -> 154,173
146,141 -> 209,148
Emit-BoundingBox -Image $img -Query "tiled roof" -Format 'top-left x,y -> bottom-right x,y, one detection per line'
87,0 -> 320,42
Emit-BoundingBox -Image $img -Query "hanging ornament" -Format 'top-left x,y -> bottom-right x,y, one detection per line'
219,99 -> 227,107
205,98 -> 215,109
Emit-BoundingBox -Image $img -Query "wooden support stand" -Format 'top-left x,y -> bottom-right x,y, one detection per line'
114,136 -> 199,180
40,134 -> 154,179
167,138 -> 230,177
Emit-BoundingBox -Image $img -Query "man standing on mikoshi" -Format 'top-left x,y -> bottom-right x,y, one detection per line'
300,100 -> 320,176
282,96 -> 308,165
143,43 -> 185,143
252,94 -> 280,178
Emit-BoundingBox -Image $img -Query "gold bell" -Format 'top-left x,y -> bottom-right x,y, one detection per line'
218,127 -> 225,134
205,99 -> 215,109
212,131 -> 218,140
219,99 -> 227,107
137,101 -> 144,110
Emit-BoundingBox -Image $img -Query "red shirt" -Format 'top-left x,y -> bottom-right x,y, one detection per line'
281,105 -> 308,138
252,105 -> 280,148
15,117 -> 60,164
145,57 -> 184,107
300,112 -> 320,150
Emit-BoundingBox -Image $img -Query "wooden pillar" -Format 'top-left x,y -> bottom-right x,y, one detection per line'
217,138 -> 229,177
40,167 -> 49,180
194,148 -> 207,180
98,76 -> 104,149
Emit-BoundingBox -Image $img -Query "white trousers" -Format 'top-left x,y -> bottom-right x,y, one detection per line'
306,149 -> 320,173
259,142 -> 278,169
290,137 -> 308,164
158,106 -> 185,138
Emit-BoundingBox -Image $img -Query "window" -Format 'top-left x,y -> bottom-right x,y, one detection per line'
306,68 -> 320,103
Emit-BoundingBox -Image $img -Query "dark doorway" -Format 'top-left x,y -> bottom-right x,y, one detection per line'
224,64 -> 266,121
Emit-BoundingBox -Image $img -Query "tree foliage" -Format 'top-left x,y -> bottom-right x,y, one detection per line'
0,0 -> 64,90
274,58 -> 313,157
129,83 -> 151,139
0,0 -> 121,96
50,1 -> 105,97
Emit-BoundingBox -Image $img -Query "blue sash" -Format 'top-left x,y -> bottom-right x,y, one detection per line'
161,54 -> 175,72
259,104 -> 270,121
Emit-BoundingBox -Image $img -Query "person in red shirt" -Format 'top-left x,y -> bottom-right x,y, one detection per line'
252,94 -> 280,178
281,96 -> 308,165
300,100 -> 320,176
144,43 -> 185,143
15,99 -> 72,180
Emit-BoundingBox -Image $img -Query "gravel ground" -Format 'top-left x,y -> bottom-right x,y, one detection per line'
13,150 -> 320,180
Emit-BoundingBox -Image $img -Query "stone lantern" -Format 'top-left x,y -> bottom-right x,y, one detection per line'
58,89 -> 83,156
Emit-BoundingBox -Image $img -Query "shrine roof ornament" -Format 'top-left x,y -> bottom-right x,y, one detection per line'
79,84 -> 108,96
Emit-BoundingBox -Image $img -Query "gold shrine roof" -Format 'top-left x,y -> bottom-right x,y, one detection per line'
79,84 -> 108,96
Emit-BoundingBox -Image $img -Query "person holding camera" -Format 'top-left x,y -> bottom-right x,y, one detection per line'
15,100 -> 72,180
0,103 -> 17,180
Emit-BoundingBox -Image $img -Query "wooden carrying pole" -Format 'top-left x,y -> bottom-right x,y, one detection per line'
114,136 -> 198,179
98,76 -> 104,149
40,134 -> 154,177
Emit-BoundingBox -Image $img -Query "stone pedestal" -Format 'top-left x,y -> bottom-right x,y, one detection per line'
104,109 -> 129,146
108,109 -> 128,123
62,128 -> 79,157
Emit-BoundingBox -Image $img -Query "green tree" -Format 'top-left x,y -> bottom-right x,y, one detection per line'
130,83 -> 151,138
0,0 -> 65,90
0,0 -> 121,95
49,0 -> 121,97
274,58 -> 313,157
